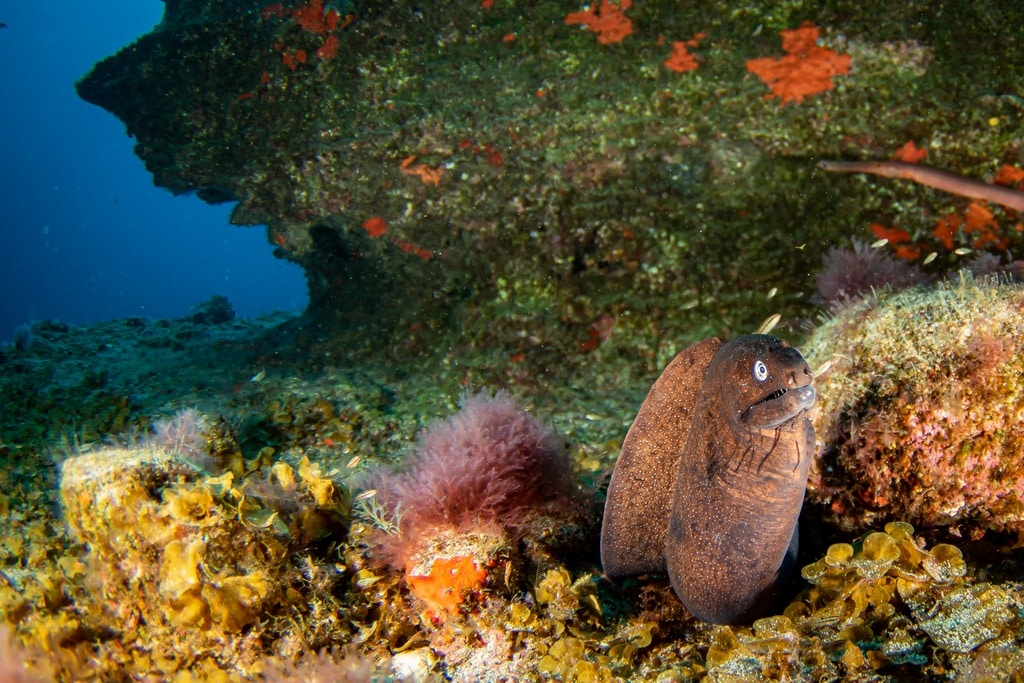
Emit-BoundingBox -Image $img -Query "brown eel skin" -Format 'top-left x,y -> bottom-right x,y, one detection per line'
819,160 -> 1024,212
601,335 -> 815,624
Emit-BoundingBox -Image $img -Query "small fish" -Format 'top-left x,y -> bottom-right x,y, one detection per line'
756,313 -> 781,335
601,335 -> 815,624
250,369 -> 266,382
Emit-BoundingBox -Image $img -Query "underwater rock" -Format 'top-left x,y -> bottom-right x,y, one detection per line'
689,522 -> 1024,680
59,445 -> 350,672
184,294 -> 236,325
791,523 -> 1020,666
73,0 -> 852,359
804,275 -> 1024,537
60,447 -> 277,634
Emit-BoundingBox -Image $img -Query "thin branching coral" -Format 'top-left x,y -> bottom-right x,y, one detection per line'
352,391 -> 591,659
815,238 -> 929,312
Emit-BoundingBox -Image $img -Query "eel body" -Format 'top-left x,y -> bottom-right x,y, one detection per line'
601,334 -> 815,624
818,160 -> 1024,212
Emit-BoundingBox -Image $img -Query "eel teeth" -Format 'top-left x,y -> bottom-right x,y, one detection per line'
751,387 -> 787,406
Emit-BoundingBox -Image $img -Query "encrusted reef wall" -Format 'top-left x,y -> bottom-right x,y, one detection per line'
77,0 -> 1024,364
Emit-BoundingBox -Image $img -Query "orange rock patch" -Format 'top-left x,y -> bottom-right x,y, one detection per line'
745,22 -> 851,104
405,554 -> 487,616
565,0 -> 633,45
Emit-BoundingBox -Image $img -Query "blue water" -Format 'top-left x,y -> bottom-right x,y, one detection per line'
0,3 -> 308,343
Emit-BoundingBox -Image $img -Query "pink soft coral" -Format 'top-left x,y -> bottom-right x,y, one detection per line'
374,391 -> 576,564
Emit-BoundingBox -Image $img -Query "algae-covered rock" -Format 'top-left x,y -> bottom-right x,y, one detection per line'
59,445 -> 352,674
803,275 -> 1024,537
60,447 -> 283,634
76,0 -> 1024,362
675,523 -> 1024,681
343,391 -> 601,680
793,523 -> 1021,663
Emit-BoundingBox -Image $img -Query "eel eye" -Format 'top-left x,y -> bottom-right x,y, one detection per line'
753,360 -> 769,381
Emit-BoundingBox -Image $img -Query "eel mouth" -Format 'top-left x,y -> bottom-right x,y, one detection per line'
742,384 -> 816,427
751,387 -> 788,407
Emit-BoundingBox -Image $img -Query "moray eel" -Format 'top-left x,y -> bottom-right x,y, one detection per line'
600,334 -> 815,624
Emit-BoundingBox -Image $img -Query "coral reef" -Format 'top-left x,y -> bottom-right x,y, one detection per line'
5,0 -> 1023,678
7,299 -> 1024,680
804,274 -> 1024,537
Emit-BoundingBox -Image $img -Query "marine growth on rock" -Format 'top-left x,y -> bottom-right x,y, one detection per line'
803,274 -> 1024,538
